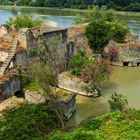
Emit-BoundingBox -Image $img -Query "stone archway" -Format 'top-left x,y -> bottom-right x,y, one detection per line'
14,90 -> 25,98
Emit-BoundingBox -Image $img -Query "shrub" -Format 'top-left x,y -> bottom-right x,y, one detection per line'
80,59 -> 111,93
108,93 -> 128,112
80,60 -> 111,84
18,69 -> 32,88
86,19 -> 111,53
6,16 -> 43,29
108,42 -> 119,61
109,21 -> 129,43
68,51 -> 92,76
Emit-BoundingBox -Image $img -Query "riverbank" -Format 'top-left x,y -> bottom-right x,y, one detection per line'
0,5 -> 140,20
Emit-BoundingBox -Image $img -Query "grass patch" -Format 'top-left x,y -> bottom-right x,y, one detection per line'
25,81 -> 40,91
0,104 -> 58,140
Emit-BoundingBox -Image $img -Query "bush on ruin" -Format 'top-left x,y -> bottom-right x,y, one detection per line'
80,60 -> 112,93
6,16 -> 43,29
108,42 -> 119,62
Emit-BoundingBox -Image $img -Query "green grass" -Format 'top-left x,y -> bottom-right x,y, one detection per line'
0,104 -> 58,140
25,81 -> 40,91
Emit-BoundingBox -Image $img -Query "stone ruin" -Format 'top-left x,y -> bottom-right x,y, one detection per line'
105,34 -> 140,67
0,22 -> 140,100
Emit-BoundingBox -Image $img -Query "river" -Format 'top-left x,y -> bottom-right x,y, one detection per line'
0,6 -> 140,126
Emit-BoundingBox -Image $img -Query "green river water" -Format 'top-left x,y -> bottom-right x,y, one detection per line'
0,6 -> 140,126
68,67 -> 140,126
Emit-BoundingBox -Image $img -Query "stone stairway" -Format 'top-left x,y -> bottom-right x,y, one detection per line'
0,39 -> 18,76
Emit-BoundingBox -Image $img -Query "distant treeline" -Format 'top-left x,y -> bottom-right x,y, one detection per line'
0,0 -> 140,11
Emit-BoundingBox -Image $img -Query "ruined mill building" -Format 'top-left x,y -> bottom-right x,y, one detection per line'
0,24 -> 90,99
0,23 -> 140,99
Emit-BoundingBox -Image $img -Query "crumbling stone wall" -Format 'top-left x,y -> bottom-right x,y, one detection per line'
105,40 -> 140,67
58,74 -> 99,97
15,51 -> 28,68
0,75 -> 20,97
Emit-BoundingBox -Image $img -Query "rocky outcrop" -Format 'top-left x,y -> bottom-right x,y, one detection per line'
59,93 -> 76,121
24,90 -> 76,120
24,90 -> 46,104
0,74 -> 20,97
58,73 -> 100,97
0,96 -> 25,112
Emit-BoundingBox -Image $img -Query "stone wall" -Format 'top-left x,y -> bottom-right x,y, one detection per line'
118,46 -> 140,66
24,24 -> 91,71
0,75 -> 20,97
59,93 -> 76,120
0,25 -> 9,38
105,40 -> 140,67
15,51 -> 28,68
24,90 -> 76,120
58,74 -> 99,97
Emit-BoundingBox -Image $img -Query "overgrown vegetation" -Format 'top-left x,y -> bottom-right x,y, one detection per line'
108,93 -> 128,112
0,104 -> 58,140
75,6 -> 129,53
86,18 -> 111,53
6,16 -> 43,29
108,42 -> 119,62
49,109 -> 140,140
109,21 -> 129,43
68,50 -> 111,95
0,0 -> 140,11
68,50 -> 93,76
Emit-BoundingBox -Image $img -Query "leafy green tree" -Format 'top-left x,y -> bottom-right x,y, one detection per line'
109,21 -> 129,43
68,50 -> 92,76
29,36 -> 67,129
0,0 -> 140,11
73,6 -> 116,24
86,19 -> 111,53
126,2 -> 140,12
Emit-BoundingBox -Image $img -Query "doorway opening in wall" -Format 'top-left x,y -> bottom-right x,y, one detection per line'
14,90 -> 25,98
137,62 -> 140,66
123,62 -> 129,66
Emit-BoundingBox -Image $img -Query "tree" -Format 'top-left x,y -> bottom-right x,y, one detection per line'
73,6 -> 116,24
109,21 -> 129,43
108,93 -> 128,112
68,50 -> 92,76
80,60 -> 111,95
29,35 -> 67,129
126,2 -> 140,12
31,62 -> 65,129
86,19 -> 111,53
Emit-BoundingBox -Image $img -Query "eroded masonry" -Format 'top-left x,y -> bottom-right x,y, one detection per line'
0,23 -> 140,99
